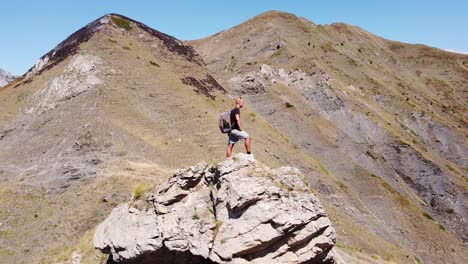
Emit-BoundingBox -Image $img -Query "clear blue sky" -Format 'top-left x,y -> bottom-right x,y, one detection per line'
1,0 -> 467,75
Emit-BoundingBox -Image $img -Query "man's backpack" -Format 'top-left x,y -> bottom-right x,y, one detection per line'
219,111 -> 232,133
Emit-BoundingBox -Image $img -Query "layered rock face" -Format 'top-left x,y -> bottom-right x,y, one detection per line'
94,154 -> 339,263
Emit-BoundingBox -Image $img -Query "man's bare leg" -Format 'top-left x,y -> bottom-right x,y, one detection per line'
227,144 -> 234,158
245,137 -> 251,154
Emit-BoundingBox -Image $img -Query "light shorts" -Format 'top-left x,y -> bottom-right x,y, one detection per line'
228,129 -> 249,145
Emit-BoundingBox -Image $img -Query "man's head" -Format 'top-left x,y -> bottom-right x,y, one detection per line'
235,97 -> 244,108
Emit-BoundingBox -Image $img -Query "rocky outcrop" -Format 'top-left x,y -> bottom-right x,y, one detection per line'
0,68 -> 15,87
94,154 -> 340,263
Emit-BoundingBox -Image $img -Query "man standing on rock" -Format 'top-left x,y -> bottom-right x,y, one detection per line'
227,97 -> 251,158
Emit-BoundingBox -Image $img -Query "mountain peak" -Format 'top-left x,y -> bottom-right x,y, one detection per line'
25,13 -> 202,78
255,10 -> 298,19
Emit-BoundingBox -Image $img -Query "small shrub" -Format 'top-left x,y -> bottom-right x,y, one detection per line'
445,208 -> 454,214
366,150 -> 379,160
108,38 -> 117,44
446,164 -> 456,172
285,102 -> 294,108
213,220 -> 223,240
422,212 -> 434,221
317,163 -> 330,175
396,195 -> 411,207
249,112 -> 256,118
149,60 -> 160,67
112,16 -> 132,31
337,181 -> 348,191
215,220 -> 223,230
122,46 -> 131,50
438,224 -> 446,230
220,238 -> 226,244
192,214 -> 200,220
132,182 -> 152,200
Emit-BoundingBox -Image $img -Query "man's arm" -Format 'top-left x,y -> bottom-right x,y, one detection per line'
235,114 -> 242,131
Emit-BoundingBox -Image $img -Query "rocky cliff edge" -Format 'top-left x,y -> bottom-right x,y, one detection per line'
94,154 -> 341,263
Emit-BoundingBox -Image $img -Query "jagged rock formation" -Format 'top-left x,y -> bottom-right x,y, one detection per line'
0,68 -> 15,87
94,154 -> 340,263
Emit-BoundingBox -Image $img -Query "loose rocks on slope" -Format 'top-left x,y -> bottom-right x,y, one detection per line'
94,154 -> 340,263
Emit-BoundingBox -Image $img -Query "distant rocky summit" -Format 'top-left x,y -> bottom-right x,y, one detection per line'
0,68 -> 15,87
94,154 -> 340,263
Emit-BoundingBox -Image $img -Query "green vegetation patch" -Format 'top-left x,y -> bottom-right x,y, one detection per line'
337,180 -> 348,191
192,213 -> 200,220
285,102 -> 295,108
112,16 -> 132,31
132,182 -> 153,200
445,208 -> 454,214
422,212 -> 434,221
317,163 -> 330,175
445,164 -> 459,174
415,256 -> 422,264
213,220 -> 223,240
108,38 -> 118,44
0,247 -> 15,257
